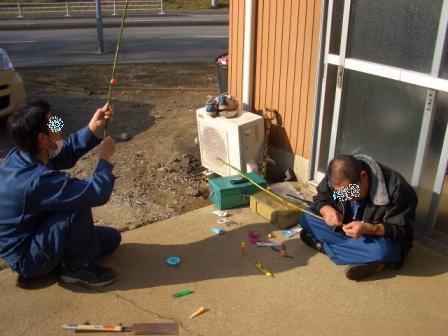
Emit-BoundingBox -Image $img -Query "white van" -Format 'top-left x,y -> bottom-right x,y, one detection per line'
0,48 -> 25,118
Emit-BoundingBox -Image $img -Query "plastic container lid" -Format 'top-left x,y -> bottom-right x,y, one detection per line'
166,256 -> 182,266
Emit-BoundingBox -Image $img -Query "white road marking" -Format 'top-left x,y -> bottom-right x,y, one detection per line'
131,18 -> 219,22
160,36 -> 227,39
0,40 -> 37,44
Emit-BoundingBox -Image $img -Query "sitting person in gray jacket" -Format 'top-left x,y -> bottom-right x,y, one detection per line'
300,154 -> 418,281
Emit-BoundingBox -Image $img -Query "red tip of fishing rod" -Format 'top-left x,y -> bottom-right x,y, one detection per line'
110,78 -> 118,85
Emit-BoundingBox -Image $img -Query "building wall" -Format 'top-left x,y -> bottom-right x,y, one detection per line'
228,0 -> 245,104
228,0 -> 323,161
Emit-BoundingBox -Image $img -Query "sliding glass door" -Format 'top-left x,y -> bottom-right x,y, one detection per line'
314,0 -> 448,237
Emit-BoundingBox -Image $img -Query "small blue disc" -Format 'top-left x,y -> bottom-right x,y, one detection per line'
166,256 -> 181,266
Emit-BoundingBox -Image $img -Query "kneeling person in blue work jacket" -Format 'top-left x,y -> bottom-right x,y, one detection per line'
0,100 -> 120,288
300,154 -> 418,281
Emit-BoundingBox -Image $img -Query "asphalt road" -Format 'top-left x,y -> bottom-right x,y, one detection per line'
0,25 -> 228,67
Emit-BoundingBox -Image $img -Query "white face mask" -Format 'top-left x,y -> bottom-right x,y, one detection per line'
45,136 -> 64,159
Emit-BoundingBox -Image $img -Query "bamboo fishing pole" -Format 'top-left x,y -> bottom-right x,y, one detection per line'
103,0 -> 130,139
216,158 -> 324,221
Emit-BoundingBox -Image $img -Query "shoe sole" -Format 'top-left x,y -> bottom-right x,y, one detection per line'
60,275 -> 116,287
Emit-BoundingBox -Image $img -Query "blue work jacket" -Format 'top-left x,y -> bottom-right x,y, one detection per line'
0,126 -> 115,265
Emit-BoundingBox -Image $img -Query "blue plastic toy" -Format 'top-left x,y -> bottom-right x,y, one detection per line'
166,256 -> 182,266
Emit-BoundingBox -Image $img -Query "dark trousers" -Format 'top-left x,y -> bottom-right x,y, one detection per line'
301,209 -> 402,265
12,209 -> 121,278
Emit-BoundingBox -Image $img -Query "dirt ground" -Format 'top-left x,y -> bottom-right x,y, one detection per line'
0,63 -> 220,269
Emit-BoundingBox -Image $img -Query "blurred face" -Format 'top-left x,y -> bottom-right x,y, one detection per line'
37,113 -> 63,152
329,170 -> 369,201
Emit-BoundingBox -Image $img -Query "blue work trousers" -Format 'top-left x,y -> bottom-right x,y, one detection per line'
301,209 -> 401,265
12,209 -> 121,278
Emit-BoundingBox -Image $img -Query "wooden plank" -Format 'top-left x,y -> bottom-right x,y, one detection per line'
277,0 -> 293,150
303,0 -> 323,159
253,0 -> 264,112
290,0 -> 307,154
265,0 -> 277,110
236,0 -> 245,102
283,0 -> 300,152
233,0 -> 240,99
272,0 -> 284,110
259,0 -> 270,111
296,0 -> 315,156
232,0 -> 240,98
269,0 -> 285,148
228,0 -> 233,94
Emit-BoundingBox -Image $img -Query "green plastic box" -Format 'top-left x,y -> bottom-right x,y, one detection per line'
209,172 -> 268,210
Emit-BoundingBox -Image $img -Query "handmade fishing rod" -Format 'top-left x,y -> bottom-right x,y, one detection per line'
103,0 -> 130,139
216,158 -> 325,221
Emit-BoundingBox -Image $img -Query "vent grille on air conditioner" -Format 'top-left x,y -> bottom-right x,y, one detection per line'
198,125 -> 229,176
196,107 -> 264,176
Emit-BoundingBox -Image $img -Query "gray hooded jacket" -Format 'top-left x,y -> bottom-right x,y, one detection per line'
313,155 -> 418,265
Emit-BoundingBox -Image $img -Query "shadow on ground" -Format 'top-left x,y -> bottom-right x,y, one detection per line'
0,94 -> 155,160
13,222 -> 448,291
18,223 -> 313,291
362,244 -> 448,281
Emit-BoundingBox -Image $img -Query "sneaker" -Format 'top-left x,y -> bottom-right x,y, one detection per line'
218,94 -> 228,111
226,95 -> 239,110
345,263 -> 385,281
218,93 -> 239,111
205,96 -> 218,116
300,229 -> 324,253
60,263 -> 116,287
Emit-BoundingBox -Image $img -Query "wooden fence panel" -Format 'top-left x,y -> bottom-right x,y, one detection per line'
228,0 -> 323,159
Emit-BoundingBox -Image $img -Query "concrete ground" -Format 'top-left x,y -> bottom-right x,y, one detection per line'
1,205 -> 448,336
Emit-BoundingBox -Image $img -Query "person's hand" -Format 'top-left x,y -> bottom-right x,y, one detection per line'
99,136 -> 116,162
320,205 -> 343,227
89,103 -> 115,136
343,221 -> 364,239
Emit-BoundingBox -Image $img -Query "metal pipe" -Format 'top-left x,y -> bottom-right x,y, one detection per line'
65,2 -> 70,16
17,2 -> 23,18
95,0 -> 104,53
159,0 -> 164,15
242,0 -> 256,111
112,0 -> 117,16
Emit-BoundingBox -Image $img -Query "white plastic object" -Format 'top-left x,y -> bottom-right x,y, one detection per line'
196,108 -> 264,176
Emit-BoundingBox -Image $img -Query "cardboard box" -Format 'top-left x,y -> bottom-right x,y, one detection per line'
250,191 -> 301,229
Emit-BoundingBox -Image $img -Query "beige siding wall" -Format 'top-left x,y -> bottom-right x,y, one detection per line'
228,0 -> 323,160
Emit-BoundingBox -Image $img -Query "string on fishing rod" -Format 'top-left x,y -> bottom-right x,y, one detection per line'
216,158 -> 324,221
103,0 -> 130,139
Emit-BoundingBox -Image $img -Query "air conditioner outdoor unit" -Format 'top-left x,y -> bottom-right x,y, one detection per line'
196,107 -> 265,176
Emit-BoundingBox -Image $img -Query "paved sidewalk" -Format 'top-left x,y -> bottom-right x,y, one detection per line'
0,10 -> 228,30
1,205 -> 447,335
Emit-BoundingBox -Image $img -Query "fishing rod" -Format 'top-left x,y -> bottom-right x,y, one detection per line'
216,158 -> 324,221
103,0 -> 130,139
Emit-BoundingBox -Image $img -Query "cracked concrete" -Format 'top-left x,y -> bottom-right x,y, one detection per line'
1,205 -> 448,335
109,292 -> 192,334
